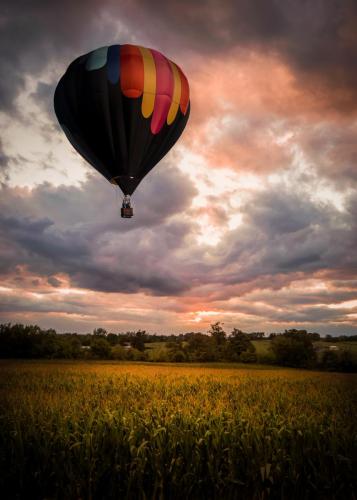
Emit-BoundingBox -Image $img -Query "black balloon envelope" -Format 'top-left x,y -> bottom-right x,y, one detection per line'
54,44 -> 190,217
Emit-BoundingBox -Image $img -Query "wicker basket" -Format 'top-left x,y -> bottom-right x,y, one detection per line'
121,207 -> 134,218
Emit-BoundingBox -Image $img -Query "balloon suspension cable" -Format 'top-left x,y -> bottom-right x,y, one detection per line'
121,194 -> 134,218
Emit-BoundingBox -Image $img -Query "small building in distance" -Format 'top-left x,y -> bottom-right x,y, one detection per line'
328,345 -> 339,351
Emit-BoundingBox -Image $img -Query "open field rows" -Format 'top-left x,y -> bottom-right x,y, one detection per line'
0,361 -> 356,499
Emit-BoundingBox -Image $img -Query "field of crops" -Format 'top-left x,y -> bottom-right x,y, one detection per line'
1,361 -> 356,499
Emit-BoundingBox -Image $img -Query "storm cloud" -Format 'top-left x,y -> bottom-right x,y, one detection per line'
0,165 -> 197,295
0,175 -> 356,324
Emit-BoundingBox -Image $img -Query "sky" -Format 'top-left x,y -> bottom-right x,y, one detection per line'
0,0 -> 357,335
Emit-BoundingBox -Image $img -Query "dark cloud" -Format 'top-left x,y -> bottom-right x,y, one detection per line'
47,276 -> 61,287
0,164 -> 197,295
0,293 -> 89,315
298,123 -> 357,187
0,173 -> 356,299
217,187 -> 357,287
268,305 -> 354,324
30,81 -> 58,121
0,175 -> 356,331
0,161 -> 197,231
0,0 -> 118,111
119,0 -> 357,113
2,0 -> 357,113
221,298 -> 354,324
0,138 -> 10,181
244,190 -> 329,235
247,288 -> 357,307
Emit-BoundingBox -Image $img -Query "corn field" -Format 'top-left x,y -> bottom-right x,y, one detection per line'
0,361 -> 356,499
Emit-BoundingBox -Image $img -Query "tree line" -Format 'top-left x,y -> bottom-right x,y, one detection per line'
0,322 -> 356,372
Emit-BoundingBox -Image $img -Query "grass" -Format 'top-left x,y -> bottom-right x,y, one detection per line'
145,341 -> 169,350
0,360 -> 356,499
252,340 -> 272,355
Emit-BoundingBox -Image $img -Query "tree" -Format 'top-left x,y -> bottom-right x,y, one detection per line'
166,340 -> 187,362
320,349 -> 357,373
270,331 -> 316,368
186,333 -> 217,362
93,328 -> 107,337
320,350 -> 339,371
309,332 -> 320,341
226,329 -> 255,361
208,322 -> 226,346
91,337 -> 111,358
168,349 -> 187,362
126,348 -> 148,361
248,332 -> 265,340
51,335 -> 81,359
338,350 -> 357,372
130,330 -> 146,352
107,333 -> 119,345
239,351 -> 258,363
111,345 -> 126,360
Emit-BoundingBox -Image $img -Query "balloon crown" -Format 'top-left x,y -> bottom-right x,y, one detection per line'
84,44 -> 190,134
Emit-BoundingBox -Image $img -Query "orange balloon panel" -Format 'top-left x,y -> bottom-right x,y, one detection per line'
120,45 -> 144,98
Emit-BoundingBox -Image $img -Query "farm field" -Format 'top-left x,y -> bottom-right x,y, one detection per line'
0,360 -> 356,499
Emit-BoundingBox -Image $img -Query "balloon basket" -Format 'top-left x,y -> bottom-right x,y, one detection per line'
121,207 -> 133,218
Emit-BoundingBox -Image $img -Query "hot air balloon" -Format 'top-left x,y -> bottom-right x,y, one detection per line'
54,44 -> 190,218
